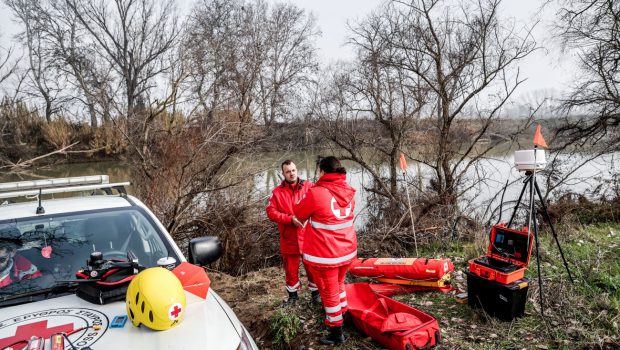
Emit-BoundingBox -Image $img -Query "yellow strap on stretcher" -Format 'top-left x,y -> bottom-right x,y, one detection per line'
376,273 -> 451,288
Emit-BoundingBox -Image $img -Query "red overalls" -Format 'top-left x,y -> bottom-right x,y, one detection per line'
293,173 -> 356,326
266,179 -> 316,293
0,255 -> 42,288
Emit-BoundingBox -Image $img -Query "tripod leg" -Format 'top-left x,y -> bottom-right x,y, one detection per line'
508,174 -> 531,228
531,190 -> 545,317
534,181 -> 575,283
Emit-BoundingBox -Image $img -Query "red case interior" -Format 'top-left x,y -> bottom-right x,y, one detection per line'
487,224 -> 533,268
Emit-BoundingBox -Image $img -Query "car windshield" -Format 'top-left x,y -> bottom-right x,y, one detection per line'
0,207 -> 178,304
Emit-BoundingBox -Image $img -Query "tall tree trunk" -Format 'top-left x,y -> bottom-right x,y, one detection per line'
44,96 -> 52,123
88,103 -> 98,127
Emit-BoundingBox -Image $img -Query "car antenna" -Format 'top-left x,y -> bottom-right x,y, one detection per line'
36,188 -> 45,214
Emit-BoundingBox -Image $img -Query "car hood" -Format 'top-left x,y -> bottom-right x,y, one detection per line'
0,290 -> 242,350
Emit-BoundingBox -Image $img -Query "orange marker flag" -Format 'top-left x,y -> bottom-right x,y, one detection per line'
533,124 -> 548,148
399,153 -> 408,171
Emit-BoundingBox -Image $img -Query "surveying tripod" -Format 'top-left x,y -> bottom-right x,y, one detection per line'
506,170 -> 574,317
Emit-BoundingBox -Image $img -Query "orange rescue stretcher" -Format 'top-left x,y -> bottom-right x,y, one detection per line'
349,257 -> 454,289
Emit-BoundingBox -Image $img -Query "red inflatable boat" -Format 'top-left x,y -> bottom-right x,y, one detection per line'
349,258 -> 454,287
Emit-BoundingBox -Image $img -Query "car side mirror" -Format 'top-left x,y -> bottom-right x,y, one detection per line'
188,236 -> 223,266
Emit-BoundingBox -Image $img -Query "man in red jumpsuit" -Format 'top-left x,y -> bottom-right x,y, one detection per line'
0,230 -> 42,289
266,160 -> 319,305
294,156 -> 356,345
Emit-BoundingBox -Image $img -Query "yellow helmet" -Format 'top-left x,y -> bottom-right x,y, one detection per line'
126,267 -> 187,331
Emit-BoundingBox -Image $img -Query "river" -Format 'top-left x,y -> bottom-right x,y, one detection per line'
1,150 -> 618,229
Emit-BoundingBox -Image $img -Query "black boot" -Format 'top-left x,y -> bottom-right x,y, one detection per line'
320,325 -> 345,345
285,291 -> 298,305
342,311 -> 352,327
311,290 -> 322,305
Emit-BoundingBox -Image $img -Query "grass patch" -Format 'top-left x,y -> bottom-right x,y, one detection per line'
269,307 -> 302,348
379,223 -> 620,349
214,223 -> 620,349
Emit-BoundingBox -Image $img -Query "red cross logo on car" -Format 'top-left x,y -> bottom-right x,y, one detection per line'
0,320 -> 74,349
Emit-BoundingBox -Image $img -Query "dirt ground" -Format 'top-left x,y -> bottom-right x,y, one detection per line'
209,266 -> 388,350
208,264 -> 509,350
209,242 -> 620,350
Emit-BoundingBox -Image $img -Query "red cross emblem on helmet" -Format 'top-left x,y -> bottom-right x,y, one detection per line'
168,303 -> 183,320
331,197 -> 351,219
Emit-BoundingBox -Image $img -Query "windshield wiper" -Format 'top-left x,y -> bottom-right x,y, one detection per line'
0,281 -> 79,307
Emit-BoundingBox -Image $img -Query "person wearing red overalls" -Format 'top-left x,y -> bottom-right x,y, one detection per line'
293,156 -> 356,345
266,160 -> 320,305
0,230 -> 42,289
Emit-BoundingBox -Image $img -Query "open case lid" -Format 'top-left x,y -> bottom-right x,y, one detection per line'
487,224 -> 534,267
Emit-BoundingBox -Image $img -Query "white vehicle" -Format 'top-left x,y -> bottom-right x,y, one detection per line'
0,176 -> 258,350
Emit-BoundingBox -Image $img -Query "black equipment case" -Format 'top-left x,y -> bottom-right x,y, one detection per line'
465,270 -> 529,321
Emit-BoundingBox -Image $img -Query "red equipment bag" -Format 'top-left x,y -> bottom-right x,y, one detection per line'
468,224 -> 534,284
346,283 -> 441,350
349,258 -> 454,283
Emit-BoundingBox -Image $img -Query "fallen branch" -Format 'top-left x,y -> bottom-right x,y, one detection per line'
63,146 -> 107,154
0,141 -> 79,170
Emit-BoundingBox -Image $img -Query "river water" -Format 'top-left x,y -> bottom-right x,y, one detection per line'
2,150 -> 618,228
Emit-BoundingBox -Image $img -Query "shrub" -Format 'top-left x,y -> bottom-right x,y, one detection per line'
41,117 -> 74,149
269,308 -> 301,348
90,121 -> 128,155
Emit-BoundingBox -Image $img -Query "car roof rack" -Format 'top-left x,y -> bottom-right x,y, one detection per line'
0,175 -> 131,200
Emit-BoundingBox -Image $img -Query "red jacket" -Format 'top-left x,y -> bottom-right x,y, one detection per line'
266,179 -> 313,255
293,173 -> 357,267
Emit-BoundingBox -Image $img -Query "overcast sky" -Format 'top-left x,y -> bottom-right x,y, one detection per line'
282,0 -> 576,98
0,0 -> 576,100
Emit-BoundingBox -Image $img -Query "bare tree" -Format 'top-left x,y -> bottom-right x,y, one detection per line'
185,0 -> 319,128
65,0 -> 179,122
314,0 -> 536,229
39,1 -> 111,127
259,3 -> 319,127
129,0 -> 321,273
4,0 -> 116,127
0,45 -> 18,87
5,0 -> 61,123
556,0 -> 620,152
388,0 -> 536,207
226,0 -> 268,126
0,43 -> 21,162
312,10 -> 427,208
183,0 -> 234,123
184,0 -> 267,125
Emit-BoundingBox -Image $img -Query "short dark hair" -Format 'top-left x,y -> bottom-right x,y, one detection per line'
281,159 -> 294,171
319,156 -> 346,174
